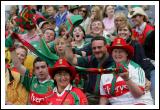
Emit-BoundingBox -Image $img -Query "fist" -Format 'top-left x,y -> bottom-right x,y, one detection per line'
119,71 -> 129,81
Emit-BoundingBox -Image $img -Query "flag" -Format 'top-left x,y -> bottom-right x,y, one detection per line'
15,6 -> 36,30
9,32 -> 59,67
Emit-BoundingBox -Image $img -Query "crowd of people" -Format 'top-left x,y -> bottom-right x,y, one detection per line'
5,5 -> 155,105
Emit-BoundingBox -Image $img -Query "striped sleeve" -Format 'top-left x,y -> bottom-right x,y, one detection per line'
131,67 -> 145,89
70,88 -> 88,105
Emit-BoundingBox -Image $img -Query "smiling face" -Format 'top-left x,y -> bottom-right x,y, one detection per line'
16,47 -> 27,64
91,9 -> 97,17
79,7 -> 87,18
112,48 -> 128,63
44,29 -> 55,43
73,26 -> 84,42
91,20 -> 104,36
34,61 -> 49,82
58,5 -> 66,14
92,40 -> 107,60
115,17 -> 126,29
118,26 -> 131,40
46,6 -> 56,16
131,15 -> 144,27
54,69 -> 71,89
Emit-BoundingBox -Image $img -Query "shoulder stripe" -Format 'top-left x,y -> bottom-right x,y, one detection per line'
130,61 -> 140,68
138,68 -> 144,84
70,91 -> 80,105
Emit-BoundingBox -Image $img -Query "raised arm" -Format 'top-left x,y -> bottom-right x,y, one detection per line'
6,32 -> 27,75
10,47 -> 27,75
64,38 -> 78,65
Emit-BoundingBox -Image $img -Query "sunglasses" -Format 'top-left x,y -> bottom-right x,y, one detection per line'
80,10 -> 86,13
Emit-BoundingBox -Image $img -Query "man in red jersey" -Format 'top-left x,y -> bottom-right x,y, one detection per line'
128,7 -> 154,46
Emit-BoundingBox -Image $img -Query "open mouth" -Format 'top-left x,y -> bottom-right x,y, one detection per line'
76,35 -> 80,38
58,49 -> 63,52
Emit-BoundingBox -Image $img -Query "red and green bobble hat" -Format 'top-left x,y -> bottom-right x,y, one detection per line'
14,6 -> 36,30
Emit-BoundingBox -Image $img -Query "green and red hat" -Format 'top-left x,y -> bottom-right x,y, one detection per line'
48,58 -> 77,81
69,5 -> 79,12
14,6 -> 36,30
107,38 -> 134,59
65,15 -> 83,35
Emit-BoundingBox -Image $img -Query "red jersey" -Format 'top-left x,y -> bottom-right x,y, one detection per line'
47,85 -> 88,105
132,23 -> 154,45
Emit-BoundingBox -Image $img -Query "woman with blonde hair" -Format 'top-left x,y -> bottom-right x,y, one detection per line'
86,6 -> 103,35
114,12 -> 128,29
90,5 -> 102,21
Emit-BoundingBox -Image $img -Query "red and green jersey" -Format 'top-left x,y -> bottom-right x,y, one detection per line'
132,23 -> 154,45
47,84 -> 88,105
22,69 -> 55,105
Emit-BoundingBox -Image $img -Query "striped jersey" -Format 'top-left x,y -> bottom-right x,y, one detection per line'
100,60 -> 153,105
22,69 -> 55,105
47,84 -> 88,105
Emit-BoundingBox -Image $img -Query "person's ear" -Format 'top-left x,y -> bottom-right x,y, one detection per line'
53,76 -> 56,80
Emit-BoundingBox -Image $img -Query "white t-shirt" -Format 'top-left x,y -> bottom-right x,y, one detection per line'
100,61 -> 153,105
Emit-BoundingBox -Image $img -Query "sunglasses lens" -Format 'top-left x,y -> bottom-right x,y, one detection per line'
81,10 -> 86,13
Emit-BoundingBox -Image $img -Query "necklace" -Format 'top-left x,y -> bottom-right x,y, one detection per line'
60,85 -> 71,105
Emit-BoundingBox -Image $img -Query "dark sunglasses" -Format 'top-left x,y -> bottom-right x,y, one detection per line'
80,10 -> 86,13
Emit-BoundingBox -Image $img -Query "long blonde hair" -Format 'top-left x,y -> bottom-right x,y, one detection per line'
91,5 -> 103,20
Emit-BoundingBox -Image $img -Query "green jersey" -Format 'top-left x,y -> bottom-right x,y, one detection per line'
22,69 -> 54,105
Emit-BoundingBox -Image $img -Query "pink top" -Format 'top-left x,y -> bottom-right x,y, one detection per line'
103,17 -> 116,34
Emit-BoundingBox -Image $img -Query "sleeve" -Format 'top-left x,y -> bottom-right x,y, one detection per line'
100,75 -> 107,96
78,43 -> 92,56
130,67 -> 146,91
21,69 -> 32,91
132,41 -> 146,65
5,34 -> 15,48
77,56 -> 89,67
13,84 -> 28,104
132,41 -> 154,80
79,91 -> 88,105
